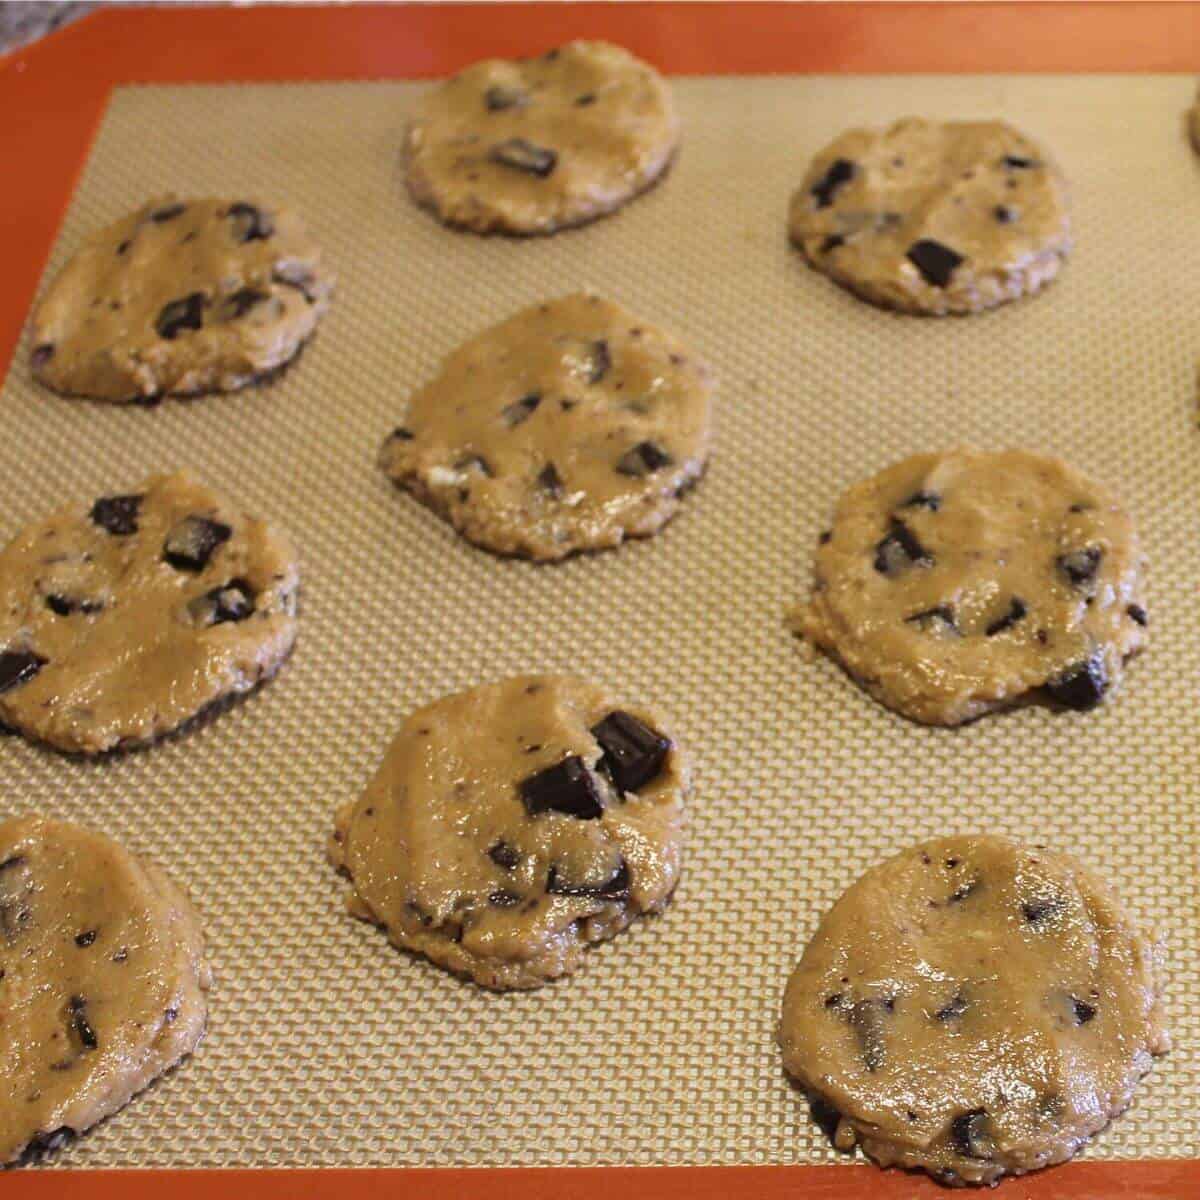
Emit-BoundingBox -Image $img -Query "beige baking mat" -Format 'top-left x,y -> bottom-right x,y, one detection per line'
3,74 -> 1198,1169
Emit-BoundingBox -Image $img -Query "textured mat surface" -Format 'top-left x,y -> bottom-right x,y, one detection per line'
2,74 -> 1197,1168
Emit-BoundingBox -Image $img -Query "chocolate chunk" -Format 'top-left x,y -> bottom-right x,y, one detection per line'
824,992 -> 844,1009
502,393 -> 542,426
0,855 -> 25,872
616,441 -> 673,478
227,202 -> 274,242
587,340 -> 611,384
874,519 -> 932,575
75,930 -> 97,948
69,995 -> 97,1050
155,292 -> 206,340
574,92 -> 596,106
811,158 -> 856,208
1127,604 -> 1148,626
993,205 -> 1016,224
519,755 -> 604,819
389,427 -> 415,441
948,877 -> 979,903
1072,997 -> 1097,1025
484,85 -> 526,112
907,239 -> 964,287
20,1127 -> 75,1162
905,605 -> 957,636
91,493 -> 143,536
150,203 -> 186,223
819,234 -> 845,254
1057,547 -> 1102,586
189,579 -> 255,627
591,710 -> 671,793
1022,895 -> 1065,926
272,261 -> 317,300
225,288 -> 269,319
163,516 -> 233,571
935,993 -> 968,1021
902,490 -> 941,511
547,859 -> 630,898
1045,653 -> 1108,710
0,650 -> 46,695
537,463 -> 564,497
488,889 -> 523,907
117,239 -> 132,255
488,841 -> 521,870
45,594 -> 103,617
1003,155 -> 1037,169
950,1109 -> 995,1160
849,998 -> 889,1072
490,138 -> 558,177
31,343 -> 55,369
985,597 -> 1027,636
818,530 -> 832,545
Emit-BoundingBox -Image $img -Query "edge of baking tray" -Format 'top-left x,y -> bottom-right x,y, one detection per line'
1,3 -> 1197,1195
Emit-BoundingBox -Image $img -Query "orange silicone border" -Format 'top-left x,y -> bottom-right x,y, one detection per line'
1,4 -> 1196,1196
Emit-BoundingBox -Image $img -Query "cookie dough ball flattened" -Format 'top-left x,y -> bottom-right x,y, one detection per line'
31,196 -> 334,403
0,815 -> 211,1165
404,41 -> 679,234
379,293 -> 712,561
789,119 -> 1071,315
779,836 -> 1169,1186
792,449 -> 1147,725
330,675 -> 688,990
0,471 -> 299,753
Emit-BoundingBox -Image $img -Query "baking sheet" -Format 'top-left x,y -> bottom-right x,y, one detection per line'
2,74 -> 1197,1168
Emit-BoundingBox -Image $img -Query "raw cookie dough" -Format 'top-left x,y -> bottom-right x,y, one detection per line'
1,815 -> 211,1165
789,118 -> 1071,315
404,40 -> 679,234
379,293 -> 712,560
330,675 -> 688,990
791,448 -> 1147,725
779,835 -> 1169,1186
31,195 -> 334,403
0,470 -> 299,753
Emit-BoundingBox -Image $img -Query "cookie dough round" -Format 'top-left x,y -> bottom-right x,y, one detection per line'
791,448 -> 1147,725
31,195 -> 334,403
779,835 -> 1169,1186
379,293 -> 712,560
330,675 -> 688,991
404,40 -> 679,235
1,814 -> 211,1165
0,470 -> 299,753
789,118 -> 1071,315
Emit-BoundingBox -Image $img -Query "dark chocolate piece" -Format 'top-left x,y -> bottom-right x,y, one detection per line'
69,995 -> 97,1050
189,579 -> 256,627
1072,997 -> 1097,1025
75,930 -> 97,948
948,877 -> 979,903
502,393 -> 542,426
488,841 -> 521,870
905,605 -> 957,636
616,441 -> 673,478
1127,603 -> 1148,626
389,427 -> 415,441
226,288 -> 269,319
227,202 -> 274,242
574,93 -> 597,107
0,650 -> 46,695
19,1128 -> 75,1163
519,755 -> 603,819
45,594 -> 103,617
489,138 -> 558,177
993,205 -> 1016,224
819,234 -> 845,254
150,204 -> 186,223
1045,653 -> 1107,710
31,343 -> 55,369
155,292 -> 206,340
811,158 -> 856,209
1057,547 -> 1102,587
985,597 -> 1027,637
849,998 -> 889,1072
902,490 -> 941,511
484,85 -> 526,112
874,519 -> 933,576
1022,895 -> 1065,927
591,710 -> 671,793
163,516 -> 233,572
1003,155 -> 1037,169
537,463 -> 564,498
91,493 -> 143,536
935,993 -> 968,1021
547,859 -> 630,898
0,855 -> 25,872
587,340 -> 611,384
906,239 -> 964,288
950,1109 -> 995,1160
488,889 -> 523,907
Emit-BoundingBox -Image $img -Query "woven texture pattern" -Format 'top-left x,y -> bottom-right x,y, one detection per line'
2,75 -> 1197,1168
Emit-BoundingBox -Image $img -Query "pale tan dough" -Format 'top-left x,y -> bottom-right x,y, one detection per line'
0,471 -> 299,754
329,675 -> 688,991
779,835 -> 1169,1187
791,448 -> 1147,725
789,118 -> 1071,315
379,293 -> 712,561
31,195 -> 334,403
404,40 -> 679,235
0,815 -> 211,1165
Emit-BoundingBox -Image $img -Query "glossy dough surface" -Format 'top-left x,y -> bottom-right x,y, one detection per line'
779,835 -> 1169,1186
379,293 -> 712,560
0,471 -> 300,753
330,675 -> 688,990
31,195 -> 333,402
0,815 -> 211,1164
792,448 -> 1147,725
404,41 -> 679,234
790,118 -> 1071,315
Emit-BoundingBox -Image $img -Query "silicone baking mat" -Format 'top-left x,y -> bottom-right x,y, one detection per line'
2,68 -> 1197,1173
